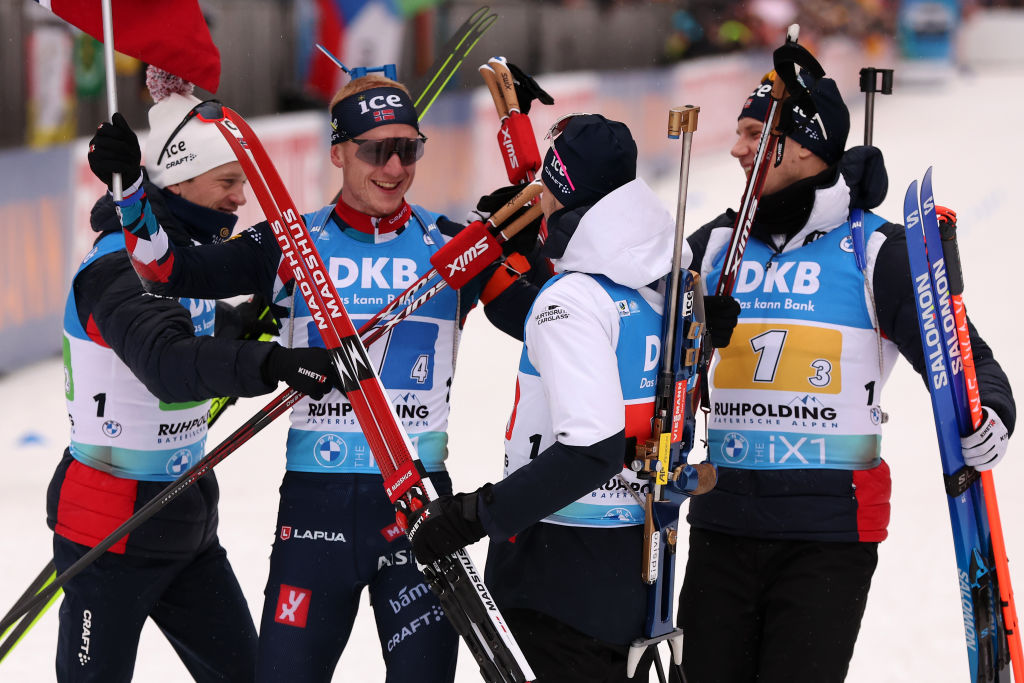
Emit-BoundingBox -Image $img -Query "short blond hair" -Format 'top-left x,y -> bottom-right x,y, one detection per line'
329,75 -> 411,111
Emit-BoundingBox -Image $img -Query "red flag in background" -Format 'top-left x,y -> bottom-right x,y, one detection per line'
35,0 -> 221,93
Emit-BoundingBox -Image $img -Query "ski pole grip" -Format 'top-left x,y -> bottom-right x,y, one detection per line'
773,38 -> 824,85
498,203 -> 543,241
489,57 -> 520,114
479,64 -> 509,120
939,216 -> 966,296
488,179 -> 543,228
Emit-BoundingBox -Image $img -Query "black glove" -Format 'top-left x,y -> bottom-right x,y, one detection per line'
88,112 -> 142,190
703,295 -> 741,348
839,145 -> 888,211
407,487 -> 489,565
505,62 -> 554,115
215,295 -> 281,340
473,185 -> 542,256
262,345 -> 339,400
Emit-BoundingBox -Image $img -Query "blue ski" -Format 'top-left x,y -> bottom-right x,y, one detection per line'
903,172 -> 1008,682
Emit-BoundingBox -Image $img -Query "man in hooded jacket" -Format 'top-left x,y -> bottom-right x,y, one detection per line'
407,114 -> 739,682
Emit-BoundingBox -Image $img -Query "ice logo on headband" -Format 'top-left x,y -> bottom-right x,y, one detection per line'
543,153 -> 570,196
548,153 -> 566,178
358,93 -> 405,116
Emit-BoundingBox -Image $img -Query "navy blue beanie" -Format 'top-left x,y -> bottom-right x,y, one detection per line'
541,114 -> 637,211
738,70 -> 849,165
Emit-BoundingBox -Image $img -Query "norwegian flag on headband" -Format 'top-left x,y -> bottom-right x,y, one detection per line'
34,0 -> 221,93
373,109 -> 395,122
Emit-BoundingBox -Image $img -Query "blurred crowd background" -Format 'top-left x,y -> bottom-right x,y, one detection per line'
0,0 -> 908,150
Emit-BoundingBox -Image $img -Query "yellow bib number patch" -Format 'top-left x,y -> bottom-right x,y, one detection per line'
713,322 -> 842,394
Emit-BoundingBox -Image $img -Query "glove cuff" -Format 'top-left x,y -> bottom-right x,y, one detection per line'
114,174 -> 146,206
260,343 -> 286,385
461,485 -> 491,538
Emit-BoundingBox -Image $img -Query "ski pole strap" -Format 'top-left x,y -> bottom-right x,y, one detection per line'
770,37 -> 825,137
480,252 -> 531,304
849,208 -> 867,272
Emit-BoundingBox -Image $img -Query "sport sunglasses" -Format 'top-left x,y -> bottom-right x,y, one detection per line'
156,99 -> 226,166
348,135 -> 428,167
544,112 -> 593,142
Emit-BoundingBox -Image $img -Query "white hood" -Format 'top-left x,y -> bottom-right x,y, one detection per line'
551,178 -> 674,289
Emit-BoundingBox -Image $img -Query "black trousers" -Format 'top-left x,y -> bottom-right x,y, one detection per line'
53,534 -> 256,682
504,608 -> 659,683
677,527 -> 878,683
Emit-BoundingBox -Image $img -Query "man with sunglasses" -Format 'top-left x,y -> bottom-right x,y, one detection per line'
52,70 -> 343,682
92,71 -> 545,682
672,72 -> 1015,683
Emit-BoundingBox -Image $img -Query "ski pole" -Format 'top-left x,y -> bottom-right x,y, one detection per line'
697,24 -> 823,414
481,56 -> 545,185
0,335 -> 281,663
714,23 -> 823,296
0,568 -> 59,664
0,561 -> 56,663
0,386 -> 303,638
940,211 -> 1024,682
479,63 -> 510,121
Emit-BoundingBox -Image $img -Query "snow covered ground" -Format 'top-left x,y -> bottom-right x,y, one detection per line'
3,64 -> 1024,682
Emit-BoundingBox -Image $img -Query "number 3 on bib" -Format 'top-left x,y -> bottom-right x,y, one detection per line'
715,322 -> 841,393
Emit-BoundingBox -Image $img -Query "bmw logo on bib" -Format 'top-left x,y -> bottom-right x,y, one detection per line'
101,420 -> 123,438
166,448 -> 193,476
603,507 -> 636,522
314,434 -> 348,468
721,432 -> 749,464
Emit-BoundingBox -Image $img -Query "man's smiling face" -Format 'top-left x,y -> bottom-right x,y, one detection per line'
331,123 -> 419,217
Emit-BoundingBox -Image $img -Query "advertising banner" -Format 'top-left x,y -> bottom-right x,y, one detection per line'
0,145 -> 72,374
